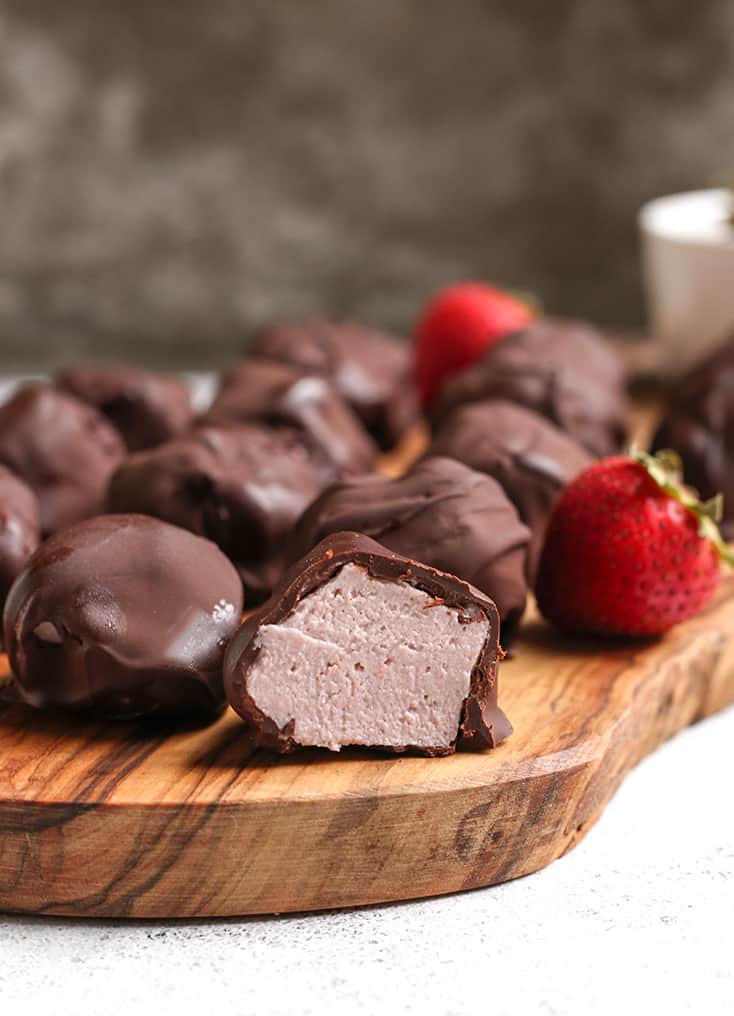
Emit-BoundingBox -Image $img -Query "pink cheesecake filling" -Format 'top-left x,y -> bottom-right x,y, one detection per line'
246,563 -> 490,751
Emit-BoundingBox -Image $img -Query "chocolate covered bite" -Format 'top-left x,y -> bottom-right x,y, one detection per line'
56,363 -> 193,451
652,336 -> 734,539
249,320 -> 419,449
0,384 -> 126,535
287,456 -> 530,638
107,425 -> 326,602
225,532 -> 511,755
201,360 -> 378,480
0,466 -> 40,618
4,514 -> 243,718
429,400 -> 592,579
435,318 -> 628,457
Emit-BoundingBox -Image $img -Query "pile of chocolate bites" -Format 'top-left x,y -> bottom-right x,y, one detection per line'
0,316 -> 729,756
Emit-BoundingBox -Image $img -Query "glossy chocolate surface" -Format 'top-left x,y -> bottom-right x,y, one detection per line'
287,456 -> 530,638
435,318 -> 628,457
3,514 -> 243,718
201,359 -> 378,480
429,400 -> 592,579
225,531 -> 512,755
652,334 -> 734,539
0,384 -> 126,535
56,363 -> 193,451
0,465 -> 41,617
249,320 -> 419,448
107,425 -> 326,602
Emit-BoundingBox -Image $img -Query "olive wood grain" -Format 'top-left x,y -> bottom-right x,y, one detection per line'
1,420 -> 733,917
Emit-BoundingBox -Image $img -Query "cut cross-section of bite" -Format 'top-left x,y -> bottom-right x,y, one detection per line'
224,532 -> 512,756
247,563 -> 488,751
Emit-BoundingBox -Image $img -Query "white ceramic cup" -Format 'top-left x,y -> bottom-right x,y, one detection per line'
639,188 -> 734,376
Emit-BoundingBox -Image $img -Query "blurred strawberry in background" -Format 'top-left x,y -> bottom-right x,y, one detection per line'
413,282 -> 535,411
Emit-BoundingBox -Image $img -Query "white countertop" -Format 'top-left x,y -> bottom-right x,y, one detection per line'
2,707 -> 732,1016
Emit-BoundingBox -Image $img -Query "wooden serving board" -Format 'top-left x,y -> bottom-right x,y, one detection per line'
1,411 -> 733,919
1,577 -> 733,919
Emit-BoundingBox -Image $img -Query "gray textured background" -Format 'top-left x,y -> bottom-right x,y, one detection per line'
0,1 -> 732,368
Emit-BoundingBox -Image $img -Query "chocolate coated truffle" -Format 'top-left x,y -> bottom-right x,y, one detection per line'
435,318 -> 628,457
225,531 -> 511,755
652,335 -> 734,539
429,400 -> 592,579
107,425 -> 326,602
4,514 -> 243,718
0,465 -> 40,616
0,384 -> 126,535
287,456 -> 530,638
249,320 -> 420,448
56,363 -> 193,451
201,359 -> 378,479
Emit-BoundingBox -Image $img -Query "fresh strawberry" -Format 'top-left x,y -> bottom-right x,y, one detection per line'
536,449 -> 734,637
413,282 -> 534,411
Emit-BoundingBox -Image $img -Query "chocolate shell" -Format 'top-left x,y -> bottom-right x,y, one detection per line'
201,359 -> 378,480
0,384 -> 126,535
3,514 -> 243,718
56,363 -> 193,451
652,335 -> 734,540
435,318 -> 628,457
107,425 -> 326,602
287,456 -> 530,639
0,465 -> 40,618
224,531 -> 511,755
428,400 -> 592,579
249,320 -> 419,448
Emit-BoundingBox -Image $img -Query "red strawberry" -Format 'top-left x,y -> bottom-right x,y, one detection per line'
536,450 -> 733,637
413,282 -> 534,411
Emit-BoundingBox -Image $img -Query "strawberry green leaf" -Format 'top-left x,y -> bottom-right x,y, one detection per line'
629,448 -> 734,568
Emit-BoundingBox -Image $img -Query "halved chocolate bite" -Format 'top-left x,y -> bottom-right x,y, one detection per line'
106,425 -> 326,603
200,359 -> 378,481
56,363 -> 194,451
428,400 -> 592,580
0,384 -> 126,535
4,514 -> 243,718
287,456 -> 530,639
651,335 -> 734,540
0,465 -> 40,620
434,318 -> 629,458
224,532 -> 512,756
249,320 -> 420,449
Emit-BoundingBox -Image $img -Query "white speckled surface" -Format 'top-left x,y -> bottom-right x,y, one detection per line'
1,708 -> 732,1016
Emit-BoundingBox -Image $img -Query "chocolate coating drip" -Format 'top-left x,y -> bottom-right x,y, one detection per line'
435,318 -> 628,457
107,425 -> 326,602
225,531 -> 511,755
249,320 -> 419,449
652,334 -> 734,539
201,359 -> 378,479
0,384 -> 126,535
56,363 -> 194,451
0,466 -> 40,619
429,400 -> 592,579
288,456 -> 530,638
4,514 -> 243,718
